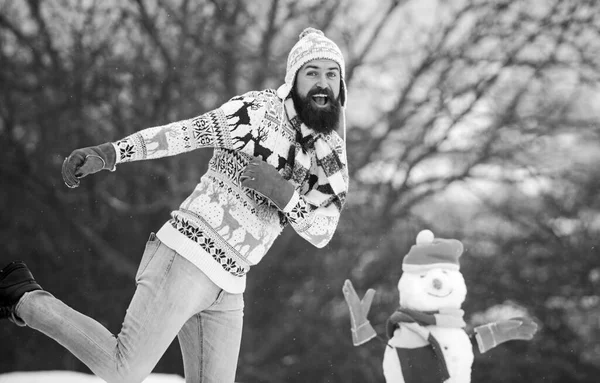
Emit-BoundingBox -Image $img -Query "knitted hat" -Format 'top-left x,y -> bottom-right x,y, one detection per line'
402,230 -> 464,273
276,27 -> 347,107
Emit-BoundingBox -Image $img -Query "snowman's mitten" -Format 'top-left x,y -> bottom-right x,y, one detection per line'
475,317 -> 538,353
342,279 -> 377,346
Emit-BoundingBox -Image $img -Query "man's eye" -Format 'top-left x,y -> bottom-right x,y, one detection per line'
327,72 -> 337,78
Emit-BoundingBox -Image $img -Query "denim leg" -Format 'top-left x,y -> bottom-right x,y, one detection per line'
15,235 -> 225,383
178,291 -> 244,383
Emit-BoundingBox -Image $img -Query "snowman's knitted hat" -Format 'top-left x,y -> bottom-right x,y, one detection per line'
276,27 -> 347,107
402,230 -> 464,273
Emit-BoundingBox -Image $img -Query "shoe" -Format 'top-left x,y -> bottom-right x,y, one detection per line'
0,305 -> 20,323
0,261 -> 42,320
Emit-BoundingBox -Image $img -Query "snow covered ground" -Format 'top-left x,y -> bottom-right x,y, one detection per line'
0,371 -> 185,382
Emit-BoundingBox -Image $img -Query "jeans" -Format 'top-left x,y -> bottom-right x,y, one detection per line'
15,233 -> 244,383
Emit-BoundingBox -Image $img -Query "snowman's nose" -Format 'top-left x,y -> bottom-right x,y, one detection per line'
432,278 -> 442,290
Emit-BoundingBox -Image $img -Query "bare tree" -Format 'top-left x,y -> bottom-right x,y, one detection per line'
1,0 -> 599,381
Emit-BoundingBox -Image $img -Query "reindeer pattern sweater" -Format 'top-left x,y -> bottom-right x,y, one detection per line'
112,89 -> 348,293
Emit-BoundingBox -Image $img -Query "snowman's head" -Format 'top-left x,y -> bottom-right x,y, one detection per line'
398,266 -> 467,311
398,230 -> 467,311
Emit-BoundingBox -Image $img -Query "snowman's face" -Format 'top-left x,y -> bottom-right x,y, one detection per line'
398,267 -> 467,311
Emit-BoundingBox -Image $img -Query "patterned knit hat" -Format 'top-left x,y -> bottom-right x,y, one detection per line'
402,230 -> 464,273
277,27 -> 347,107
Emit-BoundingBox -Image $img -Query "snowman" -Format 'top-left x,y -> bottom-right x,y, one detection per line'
343,230 -> 538,383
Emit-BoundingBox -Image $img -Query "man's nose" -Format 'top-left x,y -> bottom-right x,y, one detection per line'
316,75 -> 329,88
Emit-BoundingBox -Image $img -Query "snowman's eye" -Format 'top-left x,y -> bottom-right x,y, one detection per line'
420,275 -> 425,278
442,270 -> 448,275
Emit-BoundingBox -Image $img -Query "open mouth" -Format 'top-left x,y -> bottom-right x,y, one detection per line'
311,93 -> 329,107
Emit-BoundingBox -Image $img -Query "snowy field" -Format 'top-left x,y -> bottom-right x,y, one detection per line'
0,371 -> 185,382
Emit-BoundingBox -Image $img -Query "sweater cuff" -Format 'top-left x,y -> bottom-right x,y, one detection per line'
111,142 -> 121,166
281,190 -> 300,213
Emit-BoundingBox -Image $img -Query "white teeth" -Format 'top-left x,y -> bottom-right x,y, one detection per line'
312,94 -> 328,105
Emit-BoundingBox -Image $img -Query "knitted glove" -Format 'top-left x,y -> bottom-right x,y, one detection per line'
474,317 -> 538,353
241,157 -> 295,209
342,279 -> 377,346
62,143 -> 116,188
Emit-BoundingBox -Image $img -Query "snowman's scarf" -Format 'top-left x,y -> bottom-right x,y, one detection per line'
386,308 -> 466,338
386,308 -> 466,382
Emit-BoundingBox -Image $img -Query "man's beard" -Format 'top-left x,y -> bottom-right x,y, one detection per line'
291,86 -> 341,134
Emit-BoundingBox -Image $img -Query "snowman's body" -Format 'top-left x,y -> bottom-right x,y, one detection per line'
383,324 -> 473,383
382,244 -> 473,383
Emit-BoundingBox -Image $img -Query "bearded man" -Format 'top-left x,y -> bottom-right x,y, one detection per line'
0,28 -> 348,383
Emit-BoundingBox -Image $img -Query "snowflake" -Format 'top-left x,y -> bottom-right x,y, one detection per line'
202,237 -> 215,250
118,142 -> 135,160
213,248 -> 226,260
224,258 -> 237,271
186,226 -> 202,242
289,204 -> 308,223
234,266 -> 246,276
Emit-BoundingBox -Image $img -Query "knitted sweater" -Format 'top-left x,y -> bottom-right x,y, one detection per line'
112,89 -> 348,293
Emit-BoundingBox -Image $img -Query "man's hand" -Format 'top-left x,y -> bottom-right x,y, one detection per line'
241,157 -> 295,209
342,279 -> 377,346
62,143 -> 116,188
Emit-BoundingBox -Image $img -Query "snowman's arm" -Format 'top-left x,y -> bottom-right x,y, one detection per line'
469,317 -> 538,353
342,280 -> 378,346
466,326 -> 499,354
465,327 -> 483,353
